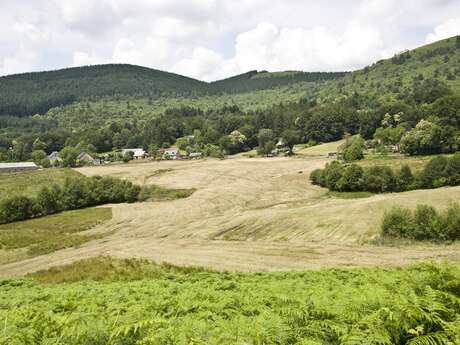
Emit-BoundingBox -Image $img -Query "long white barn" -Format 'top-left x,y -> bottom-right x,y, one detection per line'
0,162 -> 38,173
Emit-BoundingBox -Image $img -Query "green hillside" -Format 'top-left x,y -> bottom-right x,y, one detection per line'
0,65 -> 344,118
319,36 -> 460,103
209,70 -> 346,94
0,64 -> 208,117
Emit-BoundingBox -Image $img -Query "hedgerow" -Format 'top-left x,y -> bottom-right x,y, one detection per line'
382,203 -> 460,241
311,153 -> 460,193
0,176 -> 140,223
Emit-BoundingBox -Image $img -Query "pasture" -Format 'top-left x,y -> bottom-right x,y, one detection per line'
1,149 -> 459,276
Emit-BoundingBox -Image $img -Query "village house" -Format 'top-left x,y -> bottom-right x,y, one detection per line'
48,151 -> 62,165
0,162 -> 38,173
163,147 -> 181,160
122,148 -> 146,160
77,152 -> 100,165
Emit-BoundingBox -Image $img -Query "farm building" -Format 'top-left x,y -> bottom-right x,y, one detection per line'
122,148 -> 146,159
48,151 -> 62,165
77,152 -> 100,165
0,162 -> 38,173
163,148 -> 181,160
189,152 -> 203,159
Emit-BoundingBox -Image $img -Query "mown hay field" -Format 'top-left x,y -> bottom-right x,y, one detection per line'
1,151 -> 459,275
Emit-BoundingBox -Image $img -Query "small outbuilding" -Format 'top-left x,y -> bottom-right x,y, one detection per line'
0,162 -> 38,173
122,148 -> 146,160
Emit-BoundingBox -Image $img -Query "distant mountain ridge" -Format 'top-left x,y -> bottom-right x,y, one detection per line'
1,35 -> 459,118
0,64 -> 345,117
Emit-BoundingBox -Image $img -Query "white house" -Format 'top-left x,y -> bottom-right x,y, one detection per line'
122,148 -> 146,159
163,147 -> 181,160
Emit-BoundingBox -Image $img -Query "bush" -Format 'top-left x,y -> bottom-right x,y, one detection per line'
0,196 -> 36,223
336,164 -> 364,191
396,164 -> 414,191
324,161 -> 344,190
444,152 -> 460,185
342,138 -> 365,162
362,166 -> 397,193
420,156 -> 448,188
310,169 -> 325,185
381,203 -> 460,241
412,205 -> 438,240
381,207 -> 413,238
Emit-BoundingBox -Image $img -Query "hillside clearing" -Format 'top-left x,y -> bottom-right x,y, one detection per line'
0,208 -> 112,265
0,168 -> 82,200
0,155 -> 459,275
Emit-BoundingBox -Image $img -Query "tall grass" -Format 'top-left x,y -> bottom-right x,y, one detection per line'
0,258 -> 459,344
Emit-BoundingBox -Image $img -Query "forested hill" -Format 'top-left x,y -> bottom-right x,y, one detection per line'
0,64 -> 345,118
0,64 -> 209,117
319,35 -> 460,102
209,70 -> 347,94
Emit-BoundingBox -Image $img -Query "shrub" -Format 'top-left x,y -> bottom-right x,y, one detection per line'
412,205 -> 438,240
342,138 -> 365,162
381,207 -> 413,238
0,196 -> 36,223
420,156 -> 448,188
362,166 -> 397,193
324,161 -> 344,190
36,186 -> 62,215
336,164 -> 364,191
444,152 -> 460,185
310,169 -> 325,185
440,203 -> 460,240
396,164 -> 414,191
381,203 -> 460,241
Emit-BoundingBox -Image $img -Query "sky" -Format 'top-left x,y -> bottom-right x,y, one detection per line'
1,0 -> 460,81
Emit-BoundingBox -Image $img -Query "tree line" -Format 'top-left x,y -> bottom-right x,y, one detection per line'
0,176 -> 140,223
311,153 -> 460,193
382,203 -> 460,241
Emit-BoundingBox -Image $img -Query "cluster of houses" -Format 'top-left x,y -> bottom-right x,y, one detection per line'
47,147 -> 202,166
0,147 -> 204,174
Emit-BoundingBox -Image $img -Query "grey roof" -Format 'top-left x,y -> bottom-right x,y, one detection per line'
0,162 -> 38,169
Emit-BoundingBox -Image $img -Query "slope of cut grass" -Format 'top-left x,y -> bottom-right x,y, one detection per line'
0,207 -> 112,264
0,168 -> 82,201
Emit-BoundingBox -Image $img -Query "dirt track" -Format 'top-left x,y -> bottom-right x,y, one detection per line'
1,154 -> 459,275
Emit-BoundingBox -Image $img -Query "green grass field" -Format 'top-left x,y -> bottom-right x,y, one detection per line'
0,168 -> 82,201
0,257 -> 458,344
0,207 -> 112,264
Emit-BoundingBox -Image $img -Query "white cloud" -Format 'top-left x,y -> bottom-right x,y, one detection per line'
231,21 -> 385,73
173,47 -> 238,81
426,18 -> 460,43
71,52 -> 109,67
0,47 -> 38,76
1,0 -> 460,79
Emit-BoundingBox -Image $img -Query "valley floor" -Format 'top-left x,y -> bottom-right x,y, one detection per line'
1,151 -> 459,275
